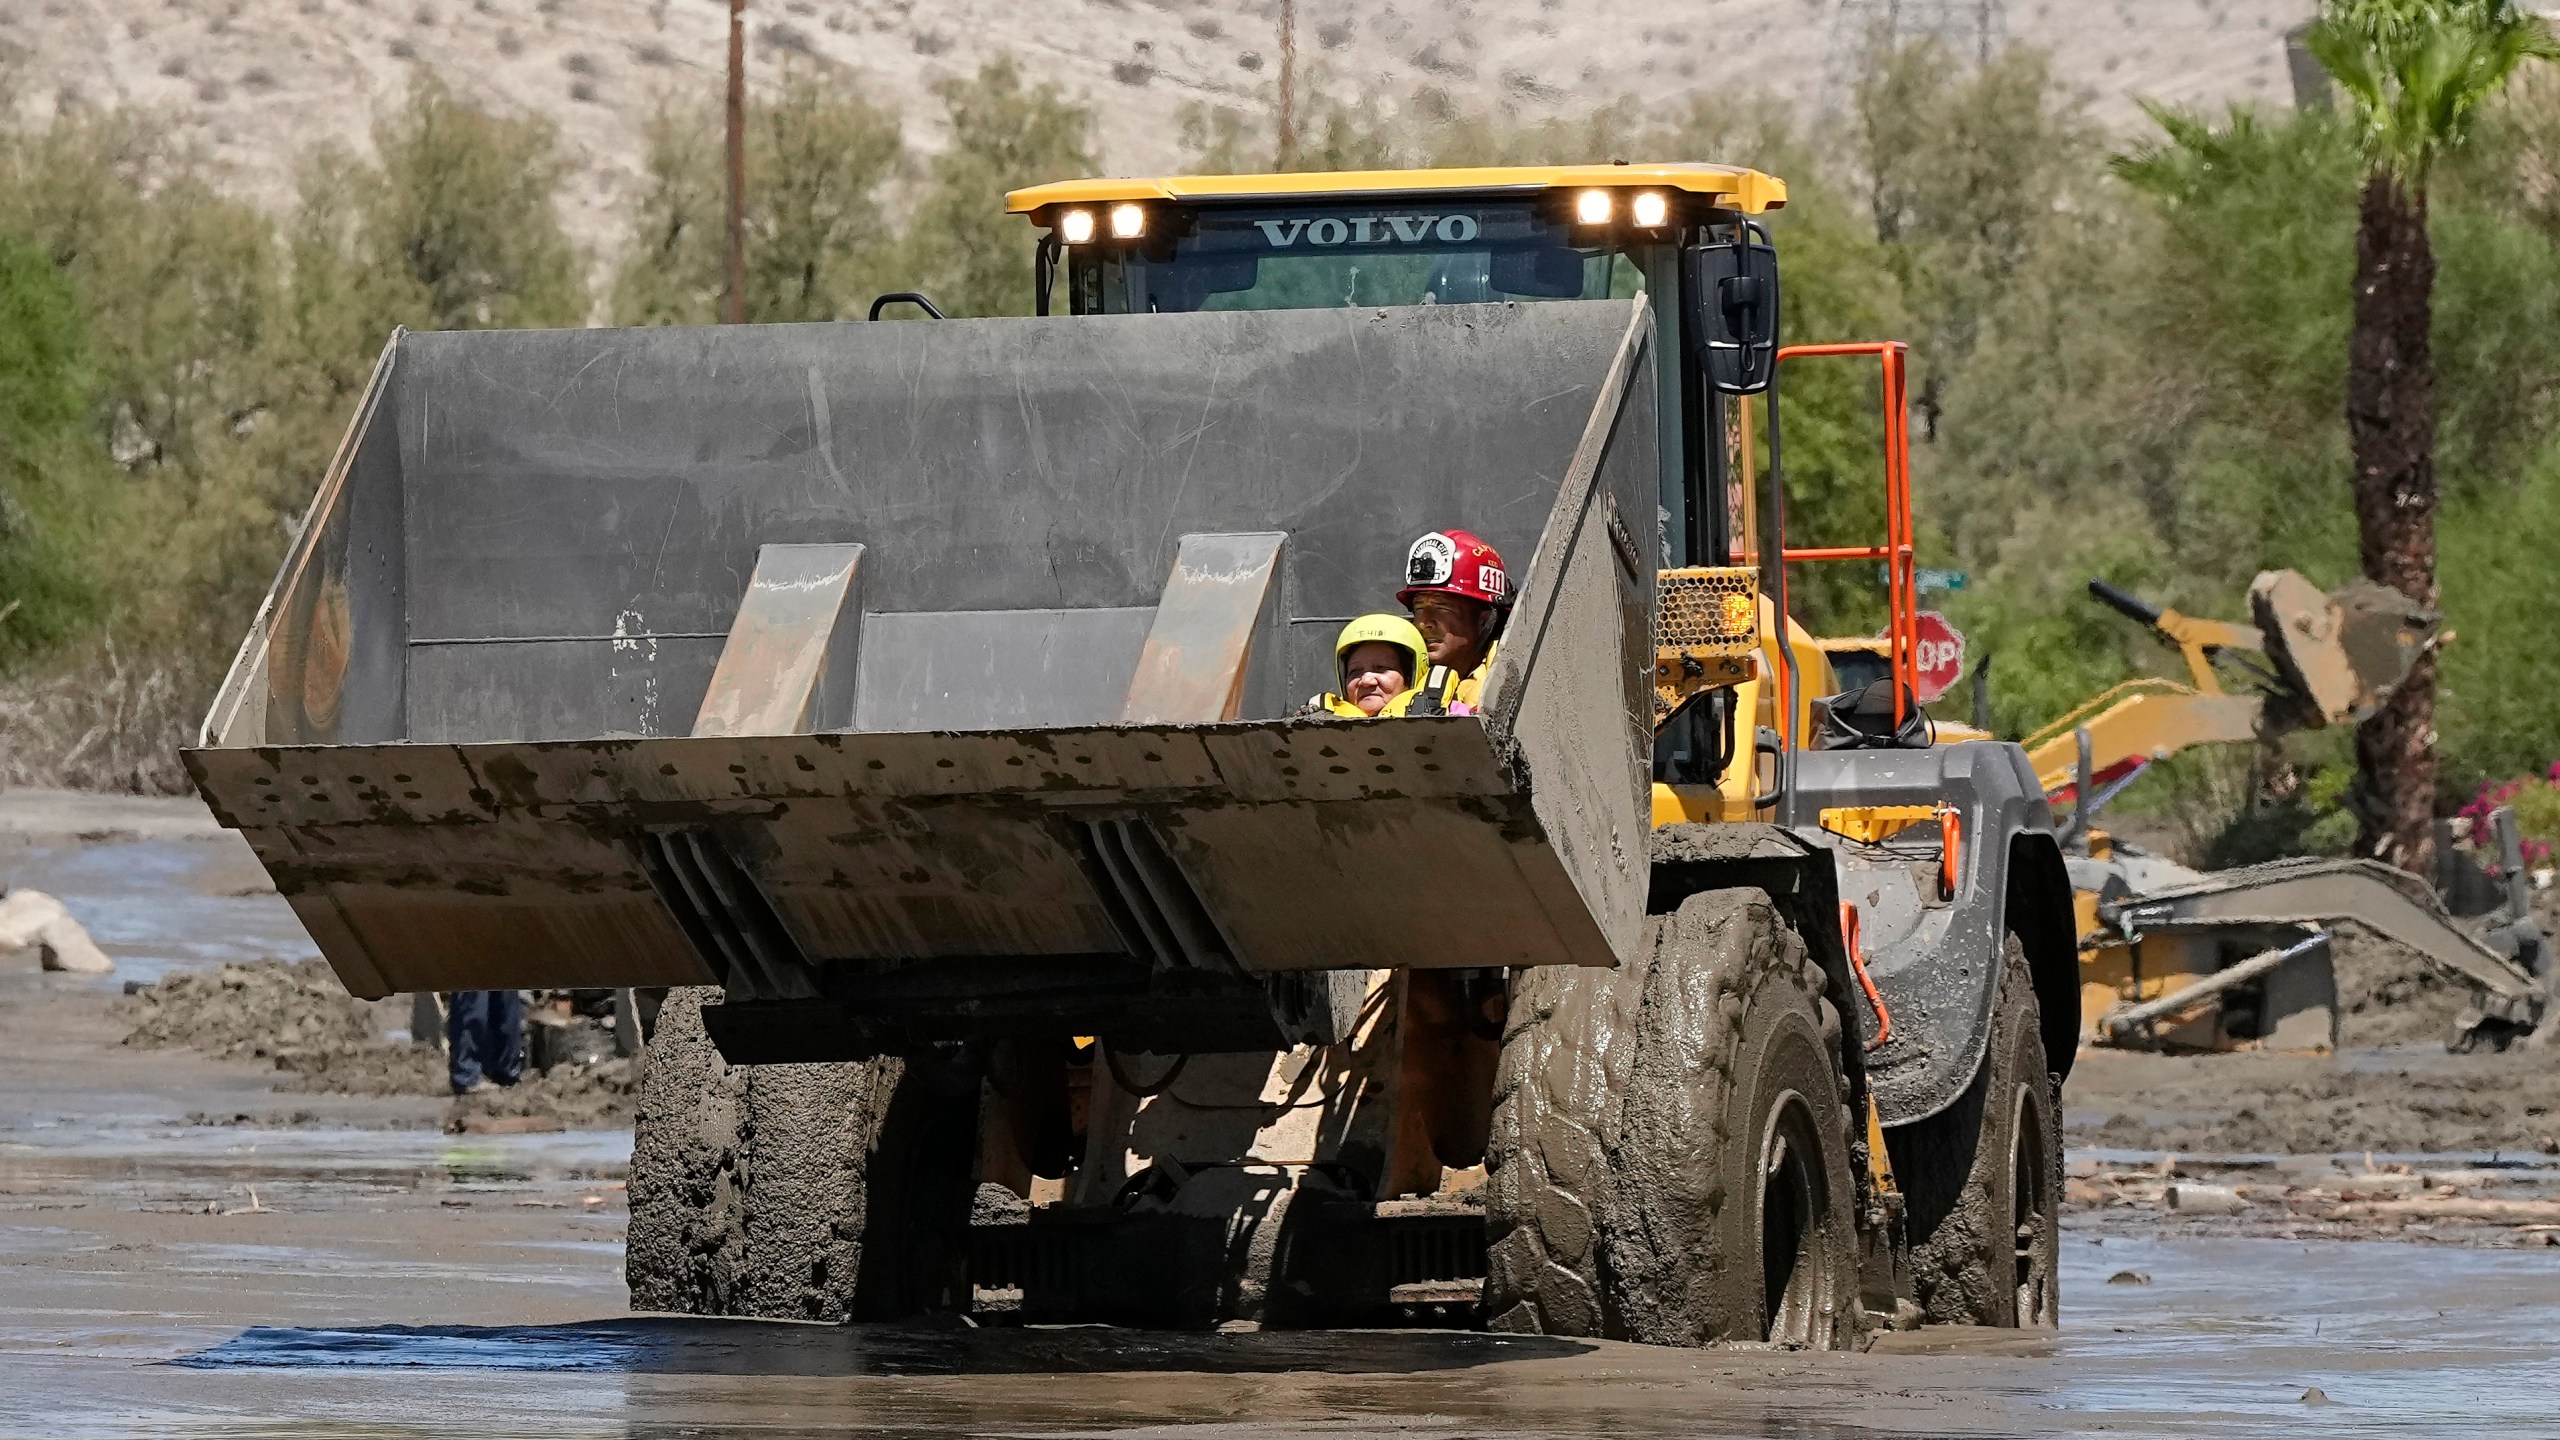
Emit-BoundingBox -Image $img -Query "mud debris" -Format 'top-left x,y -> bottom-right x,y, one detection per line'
446,1055 -> 640,1135
116,959 -> 385,1064
116,959 -> 640,1132
2067,1152 -> 2560,1243
2164,1182 -> 2245,1214
2332,928 -> 2479,1048
2067,1045 -> 2560,1156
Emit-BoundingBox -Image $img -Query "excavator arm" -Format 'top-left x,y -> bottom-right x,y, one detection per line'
2023,679 -> 2263,801
2112,856 -> 2550,1040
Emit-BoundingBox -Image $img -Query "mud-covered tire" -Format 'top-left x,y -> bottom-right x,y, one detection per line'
1884,936 -> 2061,1327
625,988 -> 978,1320
1484,888 -> 1862,1347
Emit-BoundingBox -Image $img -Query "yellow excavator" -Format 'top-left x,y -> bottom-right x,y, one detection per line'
2025,571 -> 2427,807
2020,574 -> 2548,1052
1804,570 -> 2547,1051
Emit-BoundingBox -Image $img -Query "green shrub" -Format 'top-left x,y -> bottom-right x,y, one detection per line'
612,66 -> 905,325
903,59 -> 1097,317
349,73 -> 586,332
0,232 -> 98,660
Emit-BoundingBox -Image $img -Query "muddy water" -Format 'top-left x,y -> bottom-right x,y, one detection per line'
8,1048 -> 2556,1440
19,834 -> 320,986
7,1218 -> 2557,1438
0,790 -> 317,987
5,798 -> 2559,1438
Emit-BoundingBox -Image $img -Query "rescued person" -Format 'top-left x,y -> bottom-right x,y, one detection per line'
1301,614 -> 1429,717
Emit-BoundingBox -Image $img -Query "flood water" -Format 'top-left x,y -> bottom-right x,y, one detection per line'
6,1095 -> 2555,1440
0,792 -> 318,988
4,794 -> 2556,1438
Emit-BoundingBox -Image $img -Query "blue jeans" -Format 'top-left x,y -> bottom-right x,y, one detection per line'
446,991 -> 525,1092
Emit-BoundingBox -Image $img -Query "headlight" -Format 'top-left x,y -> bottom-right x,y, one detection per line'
1574,188 -> 1613,226
1058,208 -> 1096,245
1630,190 -> 1669,229
1109,203 -> 1146,239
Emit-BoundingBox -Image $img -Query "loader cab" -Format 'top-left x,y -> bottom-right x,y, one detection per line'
1007,165 -> 1790,575
1007,165 -> 1922,825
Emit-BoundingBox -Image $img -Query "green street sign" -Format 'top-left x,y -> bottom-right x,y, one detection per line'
1877,567 -> 1970,593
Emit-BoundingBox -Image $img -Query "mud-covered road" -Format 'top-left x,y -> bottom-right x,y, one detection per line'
5,792 -> 2560,1438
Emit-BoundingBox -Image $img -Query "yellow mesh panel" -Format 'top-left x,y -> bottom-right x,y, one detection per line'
1656,567 -> 1760,656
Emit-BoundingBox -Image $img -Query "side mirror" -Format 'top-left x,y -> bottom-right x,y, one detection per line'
1688,238 -> 1780,395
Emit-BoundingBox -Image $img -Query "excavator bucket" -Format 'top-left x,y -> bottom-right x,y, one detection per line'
184,302 -> 1664,1014
2249,569 -> 2438,727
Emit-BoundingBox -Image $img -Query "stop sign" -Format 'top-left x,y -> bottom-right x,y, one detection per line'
1912,612 -> 1966,703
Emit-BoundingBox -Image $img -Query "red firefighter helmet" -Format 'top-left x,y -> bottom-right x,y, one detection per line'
1397,529 -> 1509,609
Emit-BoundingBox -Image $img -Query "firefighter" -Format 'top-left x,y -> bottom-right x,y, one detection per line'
1301,614 -> 1429,717
1391,529 -> 1508,716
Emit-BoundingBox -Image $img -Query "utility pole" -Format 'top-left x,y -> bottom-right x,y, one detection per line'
724,0 -> 747,324
1275,0 -> 1297,170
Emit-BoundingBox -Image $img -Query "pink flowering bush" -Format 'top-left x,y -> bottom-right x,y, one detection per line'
2459,763 -> 2560,871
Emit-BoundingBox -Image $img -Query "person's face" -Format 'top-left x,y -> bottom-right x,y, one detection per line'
1409,593 -> 1488,668
1341,642 -> 1411,716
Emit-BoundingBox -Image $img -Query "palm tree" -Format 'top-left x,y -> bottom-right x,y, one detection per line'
2303,0 -> 2556,873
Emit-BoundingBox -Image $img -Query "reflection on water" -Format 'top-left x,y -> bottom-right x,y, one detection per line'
0,1123 -> 631,1185
172,1318 -> 1593,1378
178,1324 -> 647,1371
126,1236 -> 2560,1440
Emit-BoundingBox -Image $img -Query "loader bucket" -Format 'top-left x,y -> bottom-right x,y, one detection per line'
185,301 -> 1664,1006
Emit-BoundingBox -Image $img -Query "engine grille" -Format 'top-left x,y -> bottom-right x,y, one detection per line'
1655,565 -> 1761,654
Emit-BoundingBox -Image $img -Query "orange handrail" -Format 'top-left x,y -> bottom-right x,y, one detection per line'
1838,902 -> 1896,1051
1772,341 -> 1918,727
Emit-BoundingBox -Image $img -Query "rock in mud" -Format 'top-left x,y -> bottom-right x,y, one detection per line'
0,889 -> 67,950
0,889 -> 111,974
38,918 -> 113,974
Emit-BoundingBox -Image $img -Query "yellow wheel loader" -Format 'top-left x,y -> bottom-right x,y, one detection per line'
186,163 -> 2078,1341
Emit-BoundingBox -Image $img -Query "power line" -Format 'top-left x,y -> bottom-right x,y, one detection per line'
724,0 -> 746,325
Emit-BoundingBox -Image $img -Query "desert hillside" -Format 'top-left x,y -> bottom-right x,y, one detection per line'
6,0 -> 2320,251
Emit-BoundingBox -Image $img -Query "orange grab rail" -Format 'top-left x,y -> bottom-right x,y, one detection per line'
1770,341 -> 1918,728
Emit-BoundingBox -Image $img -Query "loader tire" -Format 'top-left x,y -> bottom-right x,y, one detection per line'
1884,936 -> 2060,1328
1484,888 -> 1861,1348
627,987 -> 748,1315
625,988 -> 979,1321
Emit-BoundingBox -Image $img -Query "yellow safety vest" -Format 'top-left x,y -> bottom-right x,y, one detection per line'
1381,644 -> 1494,717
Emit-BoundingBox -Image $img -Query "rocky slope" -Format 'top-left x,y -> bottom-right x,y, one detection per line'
4,0 -> 2325,251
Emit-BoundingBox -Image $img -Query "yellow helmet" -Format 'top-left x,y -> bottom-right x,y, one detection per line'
1334,613 -> 1427,691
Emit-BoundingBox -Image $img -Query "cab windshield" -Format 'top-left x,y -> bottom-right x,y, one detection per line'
1069,200 -> 1643,314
